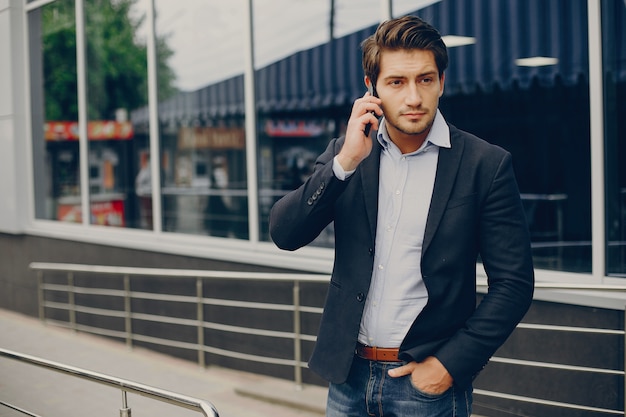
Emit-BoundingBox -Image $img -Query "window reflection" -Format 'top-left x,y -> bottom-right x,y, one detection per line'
423,0 -> 592,272
391,0 -> 592,272
151,0 -> 249,238
29,0 -> 79,222
254,0 -> 594,271
253,0 -> 353,246
405,0 -> 593,272
84,0 -> 150,228
27,0 -> 618,276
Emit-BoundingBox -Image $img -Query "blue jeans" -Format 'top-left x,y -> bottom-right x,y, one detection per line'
326,356 -> 473,417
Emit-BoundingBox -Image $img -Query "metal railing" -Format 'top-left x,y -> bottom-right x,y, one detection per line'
0,347 -> 219,417
31,261 -> 328,389
30,262 -> 626,416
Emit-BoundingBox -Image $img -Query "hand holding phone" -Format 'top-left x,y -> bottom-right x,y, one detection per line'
337,84 -> 380,171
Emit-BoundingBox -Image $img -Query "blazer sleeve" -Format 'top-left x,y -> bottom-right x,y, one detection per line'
269,137 -> 348,250
434,151 -> 535,388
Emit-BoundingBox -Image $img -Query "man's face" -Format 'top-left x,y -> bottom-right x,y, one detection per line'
374,49 -> 444,146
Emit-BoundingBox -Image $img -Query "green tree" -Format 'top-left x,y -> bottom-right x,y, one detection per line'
42,0 -> 177,121
42,1 -> 78,121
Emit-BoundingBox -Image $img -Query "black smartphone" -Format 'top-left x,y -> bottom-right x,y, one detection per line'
364,83 -> 378,136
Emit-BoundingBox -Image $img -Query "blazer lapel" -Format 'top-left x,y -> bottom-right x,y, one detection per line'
360,141 -> 382,242
422,129 -> 464,256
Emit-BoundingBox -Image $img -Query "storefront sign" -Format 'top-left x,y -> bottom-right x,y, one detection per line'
45,121 -> 134,141
178,127 -> 245,150
57,198 -> 125,226
264,120 -> 325,137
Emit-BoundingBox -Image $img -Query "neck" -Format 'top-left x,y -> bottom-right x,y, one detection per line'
389,133 -> 428,154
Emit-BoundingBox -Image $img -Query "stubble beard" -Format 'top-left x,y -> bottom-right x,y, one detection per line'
387,110 -> 435,138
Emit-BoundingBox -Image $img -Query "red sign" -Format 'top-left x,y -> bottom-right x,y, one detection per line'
57,199 -> 125,227
45,121 -> 134,141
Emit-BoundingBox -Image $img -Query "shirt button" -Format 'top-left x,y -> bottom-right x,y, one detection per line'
378,264 -> 384,270
395,190 -> 400,195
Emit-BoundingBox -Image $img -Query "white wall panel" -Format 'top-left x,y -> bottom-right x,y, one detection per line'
0,0 -> 28,234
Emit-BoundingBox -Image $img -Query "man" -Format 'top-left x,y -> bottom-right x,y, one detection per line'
270,15 -> 534,417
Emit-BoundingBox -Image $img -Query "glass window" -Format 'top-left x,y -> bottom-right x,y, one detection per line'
29,0 -> 153,228
255,0 -> 594,271
604,0 -> 626,277
254,0 -> 381,247
390,0 -> 592,273
27,0 -> 600,276
85,0 -> 150,228
152,0 -> 248,238
29,0 -> 80,223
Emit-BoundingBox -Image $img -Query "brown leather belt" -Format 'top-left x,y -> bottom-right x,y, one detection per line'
355,343 -> 402,362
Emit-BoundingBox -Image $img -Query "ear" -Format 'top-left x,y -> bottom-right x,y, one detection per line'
364,76 -> 372,89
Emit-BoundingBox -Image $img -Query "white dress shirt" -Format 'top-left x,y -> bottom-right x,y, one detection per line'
333,110 -> 451,348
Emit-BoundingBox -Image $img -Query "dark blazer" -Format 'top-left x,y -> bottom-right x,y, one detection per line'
269,124 -> 534,389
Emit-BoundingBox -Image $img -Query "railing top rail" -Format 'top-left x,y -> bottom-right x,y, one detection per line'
477,279 -> 626,291
31,262 -> 626,291
29,262 -> 626,291
0,348 -> 219,417
29,262 -> 330,283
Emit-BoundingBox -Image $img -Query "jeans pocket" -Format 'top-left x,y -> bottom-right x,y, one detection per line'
407,377 -> 451,400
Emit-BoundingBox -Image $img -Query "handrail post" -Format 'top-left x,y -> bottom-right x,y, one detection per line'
197,277 -> 205,368
120,390 -> 132,417
37,271 -> 44,322
293,280 -> 302,390
124,274 -> 132,349
68,272 -> 76,332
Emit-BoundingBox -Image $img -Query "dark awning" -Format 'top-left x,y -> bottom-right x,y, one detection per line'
256,0 -> 592,111
134,0 -> 624,124
431,0 -> 590,94
256,27 -> 370,113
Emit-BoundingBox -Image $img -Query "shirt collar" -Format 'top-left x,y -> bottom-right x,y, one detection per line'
377,109 -> 451,152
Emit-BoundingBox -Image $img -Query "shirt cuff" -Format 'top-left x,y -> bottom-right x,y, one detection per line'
332,156 -> 356,181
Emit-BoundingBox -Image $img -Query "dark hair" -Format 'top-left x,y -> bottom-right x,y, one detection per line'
361,15 -> 448,87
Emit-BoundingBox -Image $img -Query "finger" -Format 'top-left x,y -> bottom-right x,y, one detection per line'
349,102 -> 378,129
388,363 -> 414,378
355,93 -> 381,109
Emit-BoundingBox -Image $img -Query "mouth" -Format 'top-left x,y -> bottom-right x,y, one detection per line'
401,112 -> 426,120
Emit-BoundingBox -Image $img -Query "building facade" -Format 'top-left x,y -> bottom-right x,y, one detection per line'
1,0 -> 625,416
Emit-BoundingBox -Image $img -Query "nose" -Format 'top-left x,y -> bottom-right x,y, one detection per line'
405,83 -> 422,107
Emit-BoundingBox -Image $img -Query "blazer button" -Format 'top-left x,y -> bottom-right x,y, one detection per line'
368,248 -> 374,256
356,293 -> 365,302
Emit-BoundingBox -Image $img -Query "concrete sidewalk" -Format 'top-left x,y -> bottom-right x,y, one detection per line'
0,309 -> 327,417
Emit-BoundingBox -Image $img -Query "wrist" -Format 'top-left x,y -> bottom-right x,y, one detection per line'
336,153 -> 361,172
